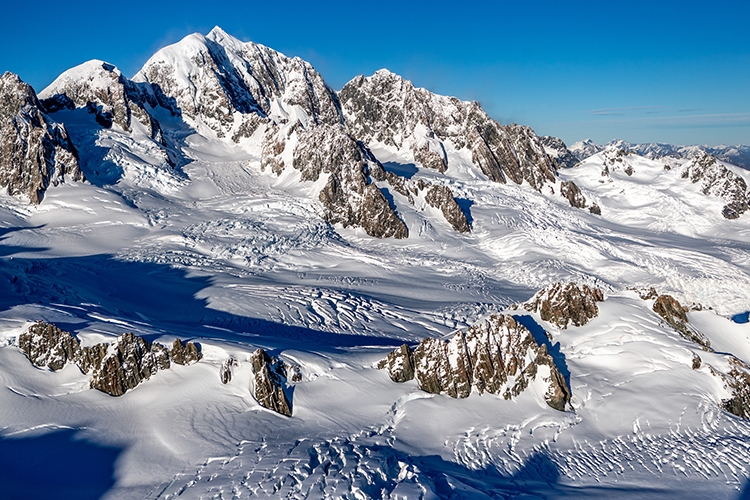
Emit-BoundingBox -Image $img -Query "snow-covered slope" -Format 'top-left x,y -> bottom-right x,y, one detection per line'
2,27 -> 750,500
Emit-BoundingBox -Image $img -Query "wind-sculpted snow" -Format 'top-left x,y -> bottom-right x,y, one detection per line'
0,72 -> 82,203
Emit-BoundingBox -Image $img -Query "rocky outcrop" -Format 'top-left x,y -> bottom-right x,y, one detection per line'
652,294 -> 712,350
524,282 -> 604,329
251,348 -> 292,416
377,344 -> 415,383
424,184 -> 470,233
0,72 -> 82,203
340,70 -> 558,190
18,321 -> 201,396
717,356 -> 750,419
220,356 -> 237,384
540,135 -> 578,169
560,180 -> 587,209
292,124 -> 408,238
378,314 -> 570,411
681,152 -> 749,219
169,338 -> 202,365
39,60 -> 166,141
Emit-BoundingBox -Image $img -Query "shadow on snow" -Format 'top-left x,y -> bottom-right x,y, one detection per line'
0,429 -> 121,500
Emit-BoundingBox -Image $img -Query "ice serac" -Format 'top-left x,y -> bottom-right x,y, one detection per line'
652,294 -> 712,351
0,72 -> 82,203
379,314 -> 571,411
18,322 -> 202,396
133,27 -> 341,140
339,70 -> 558,190
680,151 -> 749,219
251,348 -> 293,416
524,282 -> 604,329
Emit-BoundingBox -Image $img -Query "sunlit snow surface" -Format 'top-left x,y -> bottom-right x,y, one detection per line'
2,124 -> 750,499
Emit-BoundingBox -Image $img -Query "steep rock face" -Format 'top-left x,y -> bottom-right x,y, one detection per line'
18,322 -> 201,396
39,60 -> 166,141
292,124 -> 408,238
378,314 -> 571,411
339,70 -> 557,190
715,356 -> 750,419
560,180 -> 587,209
0,72 -> 82,203
524,282 -> 604,329
423,184 -> 470,233
681,152 -> 749,219
251,348 -> 292,416
652,294 -> 712,350
133,27 -> 341,139
220,356 -> 237,384
169,338 -> 202,365
540,135 -> 578,169
89,333 -> 172,397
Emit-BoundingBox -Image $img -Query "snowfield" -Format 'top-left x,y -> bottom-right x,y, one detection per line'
2,28 -> 750,500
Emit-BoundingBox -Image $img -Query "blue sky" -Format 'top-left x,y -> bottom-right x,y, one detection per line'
2,0 -> 748,146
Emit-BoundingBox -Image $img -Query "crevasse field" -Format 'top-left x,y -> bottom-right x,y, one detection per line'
2,27 -> 750,500
2,110 -> 750,499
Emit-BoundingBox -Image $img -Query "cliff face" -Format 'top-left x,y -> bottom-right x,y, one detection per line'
18,321 -> 201,396
0,72 -> 82,203
378,314 -> 570,411
680,151 -> 749,219
339,70 -> 558,191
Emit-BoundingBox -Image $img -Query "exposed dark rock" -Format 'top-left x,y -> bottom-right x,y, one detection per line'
539,135 -> 578,169
524,282 -> 604,329
653,295 -> 712,350
719,356 -> 750,419
692,353 -> 702,370
251,348 -> 292,416
39,60 -> 166,142
636,287 -> 659,300
293,124 -> 408,238
589,203 -> 601,215
560,180 -> 587,209
424,184 -> 470,233
379,314 -> 570,411
18,321 -> 81,371
169,338 -> 202,365
220,356 -> 237,384
339,70 -> 557,191
0,72 -> 82,204
17,322 -> 201,396
681,151 -> 749,219
89,333 -> 171,397
377,344 -> 415,383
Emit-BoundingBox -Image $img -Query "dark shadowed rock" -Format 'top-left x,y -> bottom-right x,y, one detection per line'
220,356 -> 237,384
0,72 -> 82,204
524,282 -> 604,329
251,348 -> 292,416
719,357 -> 750,419
424,184 -> 470,233
169,338 -> 202,365
653,294 -> 712,350
540,135 -> 579,169
379,314 -> 570,411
